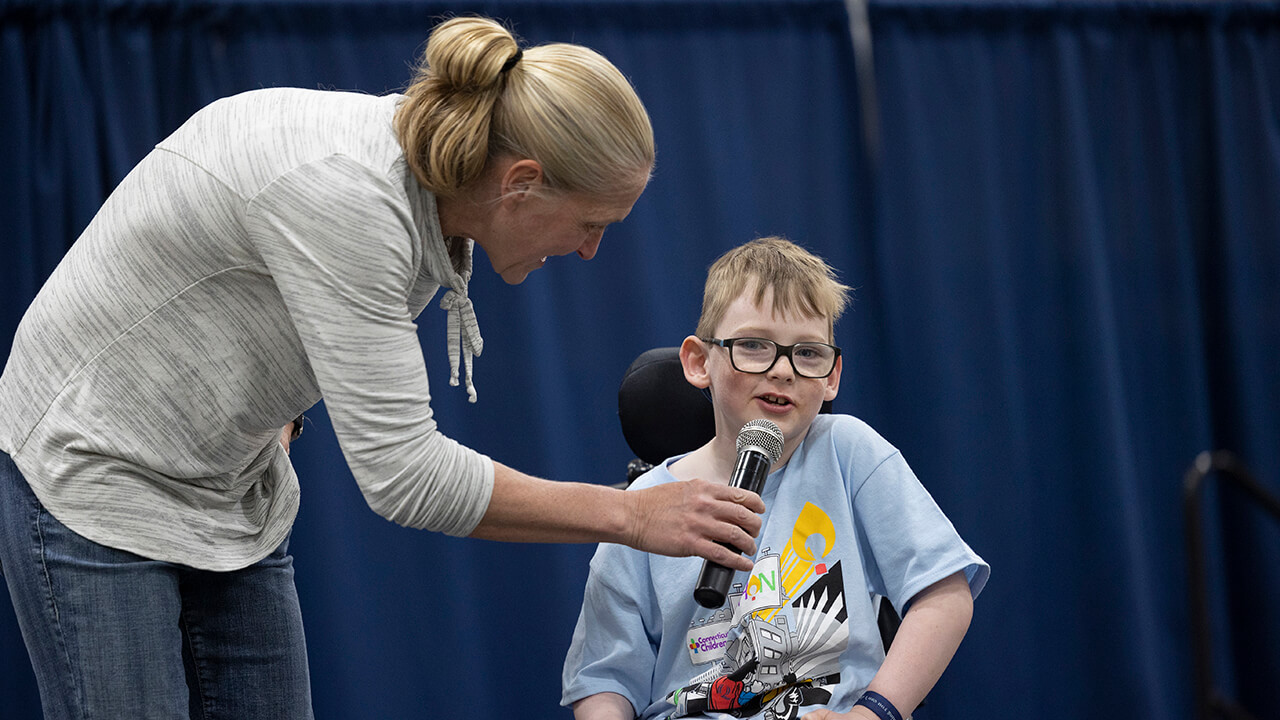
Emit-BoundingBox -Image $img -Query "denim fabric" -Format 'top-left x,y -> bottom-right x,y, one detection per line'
0,450 -> 314,719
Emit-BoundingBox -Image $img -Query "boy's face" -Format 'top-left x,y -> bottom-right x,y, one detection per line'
682,285 -> 841,460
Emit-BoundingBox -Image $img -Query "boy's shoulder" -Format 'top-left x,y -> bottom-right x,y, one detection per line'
807,412 -> 886,445
627,455 -> 686,492
802,413 -> 903,468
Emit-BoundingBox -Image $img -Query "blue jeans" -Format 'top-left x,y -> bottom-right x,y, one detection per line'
0,450 -> 314,719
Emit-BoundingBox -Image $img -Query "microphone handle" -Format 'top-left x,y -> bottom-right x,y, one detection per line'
693,449 -> 772,609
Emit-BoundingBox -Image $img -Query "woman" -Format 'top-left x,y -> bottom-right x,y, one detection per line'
0,16 -> 764,719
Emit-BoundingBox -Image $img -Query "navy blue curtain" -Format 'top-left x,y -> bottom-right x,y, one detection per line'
2,1 -> 1278,718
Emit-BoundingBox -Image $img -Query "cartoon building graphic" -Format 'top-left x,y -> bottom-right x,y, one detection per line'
725,613 -> 793,682
720,558 -> 849,686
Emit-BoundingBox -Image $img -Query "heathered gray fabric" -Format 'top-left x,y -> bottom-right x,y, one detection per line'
0,88 -> 494,571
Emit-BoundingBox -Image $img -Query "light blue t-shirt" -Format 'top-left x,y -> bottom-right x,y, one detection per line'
562,414 -> 990,719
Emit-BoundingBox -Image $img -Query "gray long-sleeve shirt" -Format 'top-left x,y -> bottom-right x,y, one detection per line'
0,88 -> 493,571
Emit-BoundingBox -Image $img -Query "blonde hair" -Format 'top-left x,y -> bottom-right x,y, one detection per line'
394,16 -> 655,199
696,237 -> 851,340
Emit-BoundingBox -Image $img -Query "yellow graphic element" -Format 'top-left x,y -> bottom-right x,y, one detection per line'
758,502 -> 835,622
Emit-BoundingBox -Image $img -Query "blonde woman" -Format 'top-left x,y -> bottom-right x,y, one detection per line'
0,16 -> 764,719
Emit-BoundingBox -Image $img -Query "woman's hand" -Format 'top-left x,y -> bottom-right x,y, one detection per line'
279,424 -> 295,454
624,478 -> 765,572
279,416 -> 305,454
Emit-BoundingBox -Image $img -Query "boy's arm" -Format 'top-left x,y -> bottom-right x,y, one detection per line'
864,570 -> 973,713
573,692 -> 636,720
804,570 -> 974,720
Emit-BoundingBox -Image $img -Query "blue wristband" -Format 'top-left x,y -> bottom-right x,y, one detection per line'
854,690 -> 903,720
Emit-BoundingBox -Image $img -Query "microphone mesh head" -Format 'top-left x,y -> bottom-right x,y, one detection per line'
737,419 -> 784,464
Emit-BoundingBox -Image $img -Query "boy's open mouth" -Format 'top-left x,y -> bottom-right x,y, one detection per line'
759,393 -> 791,407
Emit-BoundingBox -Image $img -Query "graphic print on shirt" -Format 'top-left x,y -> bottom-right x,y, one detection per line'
671,502 -> 849,719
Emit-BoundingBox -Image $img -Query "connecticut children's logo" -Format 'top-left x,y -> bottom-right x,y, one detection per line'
687,615 -> 734,664
688,630 -> 730,655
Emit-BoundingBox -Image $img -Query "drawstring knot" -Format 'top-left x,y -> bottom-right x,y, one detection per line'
440,289 -> 483,402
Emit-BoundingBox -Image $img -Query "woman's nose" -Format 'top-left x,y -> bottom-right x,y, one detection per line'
577,231 -> 603,260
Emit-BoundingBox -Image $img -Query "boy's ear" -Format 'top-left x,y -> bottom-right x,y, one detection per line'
499,158 -> 545,200
679,336 -> 711,389
823,354 -> 843,402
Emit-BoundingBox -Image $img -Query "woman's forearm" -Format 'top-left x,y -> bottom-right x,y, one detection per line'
468,460 -> 764,571
468,460 -> 630,543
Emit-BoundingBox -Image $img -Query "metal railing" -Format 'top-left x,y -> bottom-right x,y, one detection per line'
1183,451 -> 1280,720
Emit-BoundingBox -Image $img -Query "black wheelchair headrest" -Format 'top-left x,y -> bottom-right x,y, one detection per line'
618,347 -> 715,466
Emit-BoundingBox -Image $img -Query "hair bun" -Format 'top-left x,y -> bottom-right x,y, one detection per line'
424,17 -> 520,93
395,15 -> 653,199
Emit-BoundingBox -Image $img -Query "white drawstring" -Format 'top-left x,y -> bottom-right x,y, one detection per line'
414,179 -> 483,403
440,288 -> 483,402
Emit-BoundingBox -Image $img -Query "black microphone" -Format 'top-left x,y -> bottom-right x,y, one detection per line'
693,418 -> 784,609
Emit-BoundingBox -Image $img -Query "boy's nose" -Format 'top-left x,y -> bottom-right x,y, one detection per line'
765,354 -> 797,380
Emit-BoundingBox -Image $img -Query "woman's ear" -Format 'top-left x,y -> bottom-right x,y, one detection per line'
499,158 -> 544,200
679,336 -> 711,389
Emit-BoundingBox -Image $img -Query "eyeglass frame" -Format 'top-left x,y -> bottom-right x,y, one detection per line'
700,337 -> 842,379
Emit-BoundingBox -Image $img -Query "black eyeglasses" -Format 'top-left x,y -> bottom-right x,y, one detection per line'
701,337 -> 841,378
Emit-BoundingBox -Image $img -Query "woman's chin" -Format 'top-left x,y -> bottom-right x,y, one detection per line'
497,258 -> 546,285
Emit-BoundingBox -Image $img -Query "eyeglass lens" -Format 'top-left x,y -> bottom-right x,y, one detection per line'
730,338 -> 836,377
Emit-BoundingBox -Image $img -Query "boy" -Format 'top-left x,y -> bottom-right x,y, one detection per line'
562,237 -> 989,720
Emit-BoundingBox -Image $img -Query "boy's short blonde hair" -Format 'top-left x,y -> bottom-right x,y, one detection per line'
695,237 -> 850,340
